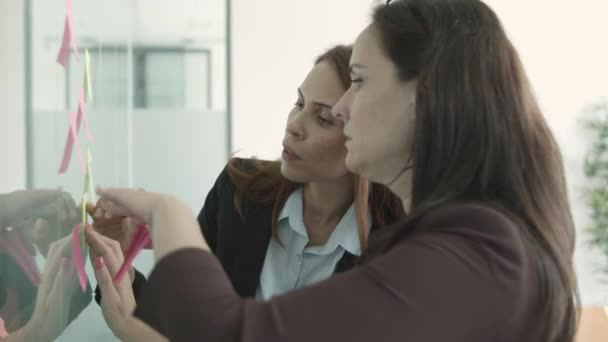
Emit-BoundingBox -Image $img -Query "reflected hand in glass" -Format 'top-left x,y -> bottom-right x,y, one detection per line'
4,237 -> 90,341
0,190 -> 79,257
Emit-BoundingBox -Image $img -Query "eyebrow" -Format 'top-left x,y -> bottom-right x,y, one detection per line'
297,88 -> 333,110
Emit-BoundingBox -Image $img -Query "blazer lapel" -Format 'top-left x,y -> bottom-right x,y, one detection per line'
230,199 -> 273,297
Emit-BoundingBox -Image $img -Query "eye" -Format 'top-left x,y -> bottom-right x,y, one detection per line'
351,79 -> 363,90
294,101 -> 304,109
317,115 -> 333,126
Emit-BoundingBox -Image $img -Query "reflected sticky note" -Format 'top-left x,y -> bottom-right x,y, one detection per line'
87,150 -> 96,202
71,223 -> 88,292
78,88 -> 93,142
83,49 -> 93,103
56,18 -> 71,67
0,229 -> 41,287
58,111 -> 86,174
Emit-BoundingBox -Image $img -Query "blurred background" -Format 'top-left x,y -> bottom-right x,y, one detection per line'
1,0 -> 607,340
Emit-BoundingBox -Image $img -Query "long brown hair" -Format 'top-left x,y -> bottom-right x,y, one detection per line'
373,1 -> 577,341
227,45 -> 404,253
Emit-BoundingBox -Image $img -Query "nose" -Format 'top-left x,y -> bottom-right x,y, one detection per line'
331,91 -> 351,123
286,112 -> 306,140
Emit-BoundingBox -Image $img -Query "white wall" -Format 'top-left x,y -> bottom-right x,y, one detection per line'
231,0 -> 608,305
230,0 -> 379,159
0,0 -> 26,192
483,0 -> 608,306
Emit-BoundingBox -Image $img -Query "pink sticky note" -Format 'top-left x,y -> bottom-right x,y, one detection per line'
71,223 -> 88,292
66,0 -> 79,61
56,0 -> 80,67
58,111 -> 86,174
0,316 -> 8,338
56,18 -> 71,67
78,89 -> 93,141
114,224 -> 150,283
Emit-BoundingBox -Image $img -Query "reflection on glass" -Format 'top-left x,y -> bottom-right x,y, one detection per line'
18,0 -> 229,340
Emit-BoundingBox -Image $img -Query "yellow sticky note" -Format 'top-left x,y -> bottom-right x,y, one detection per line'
81,192 -> 88,226
86,149 -> 95,202
83,49 -> 93,103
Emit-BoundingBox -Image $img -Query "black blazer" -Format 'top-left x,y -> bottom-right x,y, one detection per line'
97,158 -> 373,302
197,159 -> 362,297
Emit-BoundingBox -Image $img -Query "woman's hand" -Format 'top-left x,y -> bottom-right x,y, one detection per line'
18,237 -> 89,341
94,187 -> 209,262
87,199 -> 142,282
85,227 -> 167,342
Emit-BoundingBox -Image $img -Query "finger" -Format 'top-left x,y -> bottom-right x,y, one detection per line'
46,237 -> 71,264
85,228 -> 124,275
94,208 -> 104,220
86,202 -> 97,217
91,204 -> 123,229
38,241 -> 70,303
96,199 -> 115,219
94,223 -> 126,245
93,216 -> 123,229
86,228 -> 132,300
90,254 -> 122,308
43,261 -> 72,337
96,187 -> 158,223
94,233 -> 136,303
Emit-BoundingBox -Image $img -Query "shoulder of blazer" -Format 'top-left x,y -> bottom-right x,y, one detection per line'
214,158 -> 276,297
213,157 -> 277,210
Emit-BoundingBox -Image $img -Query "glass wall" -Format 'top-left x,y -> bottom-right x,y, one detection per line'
0,0 -> 229,340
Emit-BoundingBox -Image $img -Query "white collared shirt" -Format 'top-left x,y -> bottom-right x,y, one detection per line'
256,187 -> 372,300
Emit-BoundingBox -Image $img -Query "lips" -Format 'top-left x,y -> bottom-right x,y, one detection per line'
282,144 -> 302,161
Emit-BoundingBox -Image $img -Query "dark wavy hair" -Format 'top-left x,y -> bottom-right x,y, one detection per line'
373,1 -> 578,341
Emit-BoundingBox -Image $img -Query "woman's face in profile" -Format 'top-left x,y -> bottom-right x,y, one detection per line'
333,25 -> 417,186
280,61 -> 351,183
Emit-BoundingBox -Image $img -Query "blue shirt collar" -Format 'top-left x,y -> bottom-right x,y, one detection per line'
278,187 -> 371,256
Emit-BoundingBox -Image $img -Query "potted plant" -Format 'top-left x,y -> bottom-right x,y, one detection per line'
583,98 -> 608,275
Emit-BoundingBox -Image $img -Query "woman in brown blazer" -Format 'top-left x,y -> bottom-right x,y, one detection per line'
86,0 -> 579,341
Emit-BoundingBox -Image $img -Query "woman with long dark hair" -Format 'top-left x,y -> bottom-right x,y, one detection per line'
87,1 -> 578,341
